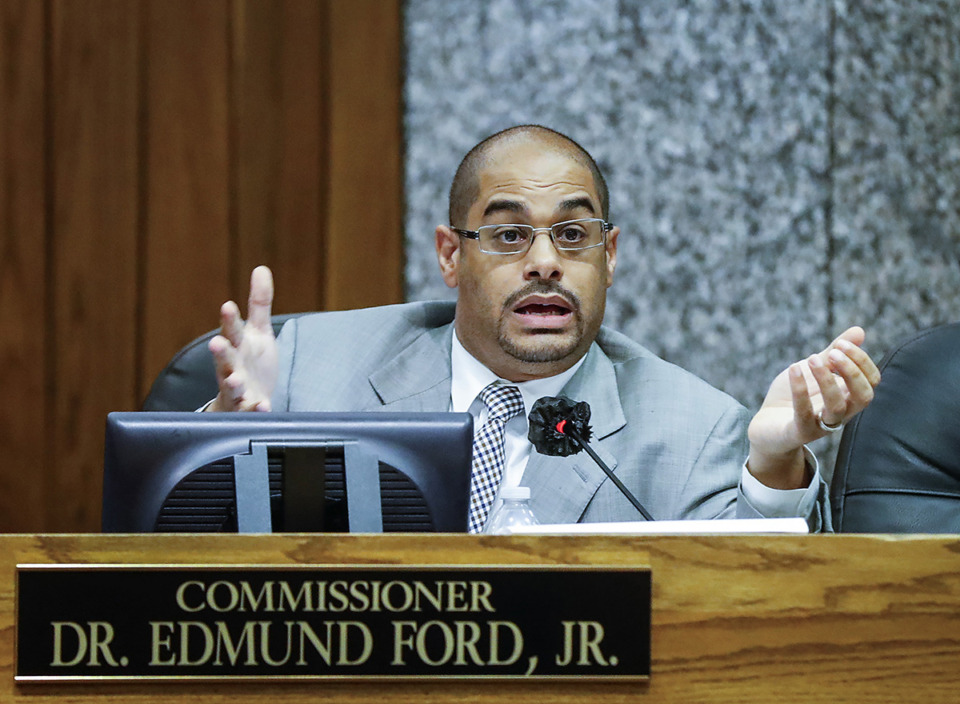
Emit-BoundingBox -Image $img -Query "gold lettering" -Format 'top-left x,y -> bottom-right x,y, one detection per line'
412,581 -> 443,612
207,581 -> 240,612
239,581 -> 275,612
488,621 -> 523,666
327,581 -> 350,612
348,581 -> 371,611
555,620 -> 610,666
415,621 -> 454,666
472,581 -> 495,613
260,621 -> 295,666
381,581 -> 413,612
50,621 -> 86,667
87,621 -> 121,666
178,621 -> 214,666
149,621 -> 176,666
391,620 -> 416,665
337,621 -> 373,665
445,581 -> 468,612
314,581 -> 328,611
577,621 -> 608,666
49,622 -> 121,668
296,620 -> 334,666
453,621 -> 484,665
175,581 -> 206,612
278,581 -> 314,612
556,621 -> 576,666
213,621 -> 257,666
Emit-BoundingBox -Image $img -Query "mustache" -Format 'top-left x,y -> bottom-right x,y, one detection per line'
502,281 -> 581,314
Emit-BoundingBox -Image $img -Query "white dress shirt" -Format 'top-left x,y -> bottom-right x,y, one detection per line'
449,330 -> 820,522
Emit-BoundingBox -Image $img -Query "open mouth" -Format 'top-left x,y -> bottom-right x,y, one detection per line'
515,303 -> 570,316
511,295 -> 575,329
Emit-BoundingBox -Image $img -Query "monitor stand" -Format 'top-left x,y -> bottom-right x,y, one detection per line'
233,440 -> 383,533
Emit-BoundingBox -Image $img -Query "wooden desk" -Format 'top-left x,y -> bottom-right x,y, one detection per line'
2,533 -> 959,702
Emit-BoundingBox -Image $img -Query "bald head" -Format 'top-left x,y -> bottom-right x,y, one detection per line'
448,125 -> 609,227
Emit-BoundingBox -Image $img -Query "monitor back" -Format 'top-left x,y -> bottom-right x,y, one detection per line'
102,412 -> 474,533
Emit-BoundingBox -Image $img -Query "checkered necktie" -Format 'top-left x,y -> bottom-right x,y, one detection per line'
467,383 -> 525,533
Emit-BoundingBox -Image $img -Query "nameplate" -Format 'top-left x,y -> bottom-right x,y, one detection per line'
16,564 -> 651,681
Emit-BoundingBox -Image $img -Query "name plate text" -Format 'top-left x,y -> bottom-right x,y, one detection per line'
16,564 -> 651,681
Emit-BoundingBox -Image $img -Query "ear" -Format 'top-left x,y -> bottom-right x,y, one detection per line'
604,226 -> 619,287
436,224 -> 461,288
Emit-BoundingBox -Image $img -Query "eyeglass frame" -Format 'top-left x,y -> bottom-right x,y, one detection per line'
451,218 -> 614,255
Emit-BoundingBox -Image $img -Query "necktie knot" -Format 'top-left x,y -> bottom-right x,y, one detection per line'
479,383 -> 524,423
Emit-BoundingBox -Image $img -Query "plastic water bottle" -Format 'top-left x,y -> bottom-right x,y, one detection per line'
483,486 -> 540,534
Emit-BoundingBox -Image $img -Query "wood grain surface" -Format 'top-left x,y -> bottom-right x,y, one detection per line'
48,0 -> 141,532
324,0 -> 403,311
0,0 -> 403,533
0,0 -> 47,532
2,533 -> 959,702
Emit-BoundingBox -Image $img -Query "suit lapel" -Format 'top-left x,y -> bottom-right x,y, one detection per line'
523,343 -> 626,524
365,324 -> 627,524
366,324 -> 453,412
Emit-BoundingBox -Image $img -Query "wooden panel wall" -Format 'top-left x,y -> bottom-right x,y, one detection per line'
0,0 -> 403,533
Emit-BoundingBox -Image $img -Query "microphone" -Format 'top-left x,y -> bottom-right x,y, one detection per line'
528,396 -> 655,521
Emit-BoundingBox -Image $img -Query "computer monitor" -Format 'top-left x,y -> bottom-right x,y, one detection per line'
102,412 -> 474,533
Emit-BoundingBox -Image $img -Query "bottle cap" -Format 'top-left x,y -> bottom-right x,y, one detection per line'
499,485 -> 530,500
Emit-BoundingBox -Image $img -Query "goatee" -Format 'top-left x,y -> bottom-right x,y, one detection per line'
497,281 -> 583,363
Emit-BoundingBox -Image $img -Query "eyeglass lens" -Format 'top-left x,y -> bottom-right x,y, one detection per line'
478,219 -> 605,253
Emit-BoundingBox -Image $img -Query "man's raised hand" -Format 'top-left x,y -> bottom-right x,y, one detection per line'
206,266 -> 279,412
746,326 -> 881,489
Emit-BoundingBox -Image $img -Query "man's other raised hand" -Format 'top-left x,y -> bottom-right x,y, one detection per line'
206,266 -> 278,412
747,326 -> 881,488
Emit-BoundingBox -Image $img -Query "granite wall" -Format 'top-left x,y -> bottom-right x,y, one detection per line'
403,0 -> 960,476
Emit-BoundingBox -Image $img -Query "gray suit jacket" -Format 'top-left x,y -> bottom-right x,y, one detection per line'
273,301 -> 827,529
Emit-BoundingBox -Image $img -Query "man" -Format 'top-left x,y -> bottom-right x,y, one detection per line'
207,125 -> 880,531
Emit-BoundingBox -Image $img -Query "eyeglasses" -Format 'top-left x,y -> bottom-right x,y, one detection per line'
452,218 -> 613,255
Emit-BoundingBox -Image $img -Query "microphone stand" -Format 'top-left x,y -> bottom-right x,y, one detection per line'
528,396 -> 656,522
560,422 -> 654,522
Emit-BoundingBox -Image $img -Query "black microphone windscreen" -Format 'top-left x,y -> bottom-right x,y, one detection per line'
527,396 -> 593,457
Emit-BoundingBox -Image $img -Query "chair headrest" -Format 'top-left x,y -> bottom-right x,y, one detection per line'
831,323 -> 960,532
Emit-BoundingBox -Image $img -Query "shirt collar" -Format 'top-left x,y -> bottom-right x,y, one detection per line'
450,328 -> 586,416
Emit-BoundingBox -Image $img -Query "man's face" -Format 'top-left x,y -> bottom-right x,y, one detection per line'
436,139 -> 619,381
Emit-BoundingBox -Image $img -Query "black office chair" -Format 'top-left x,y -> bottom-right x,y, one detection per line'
831,323 -> 960,532
141,313 -> 306,411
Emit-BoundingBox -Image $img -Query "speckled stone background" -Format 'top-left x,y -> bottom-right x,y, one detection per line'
402,0 -> 960,477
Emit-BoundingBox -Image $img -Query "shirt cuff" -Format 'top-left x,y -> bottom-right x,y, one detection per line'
739,446 -> 820,518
